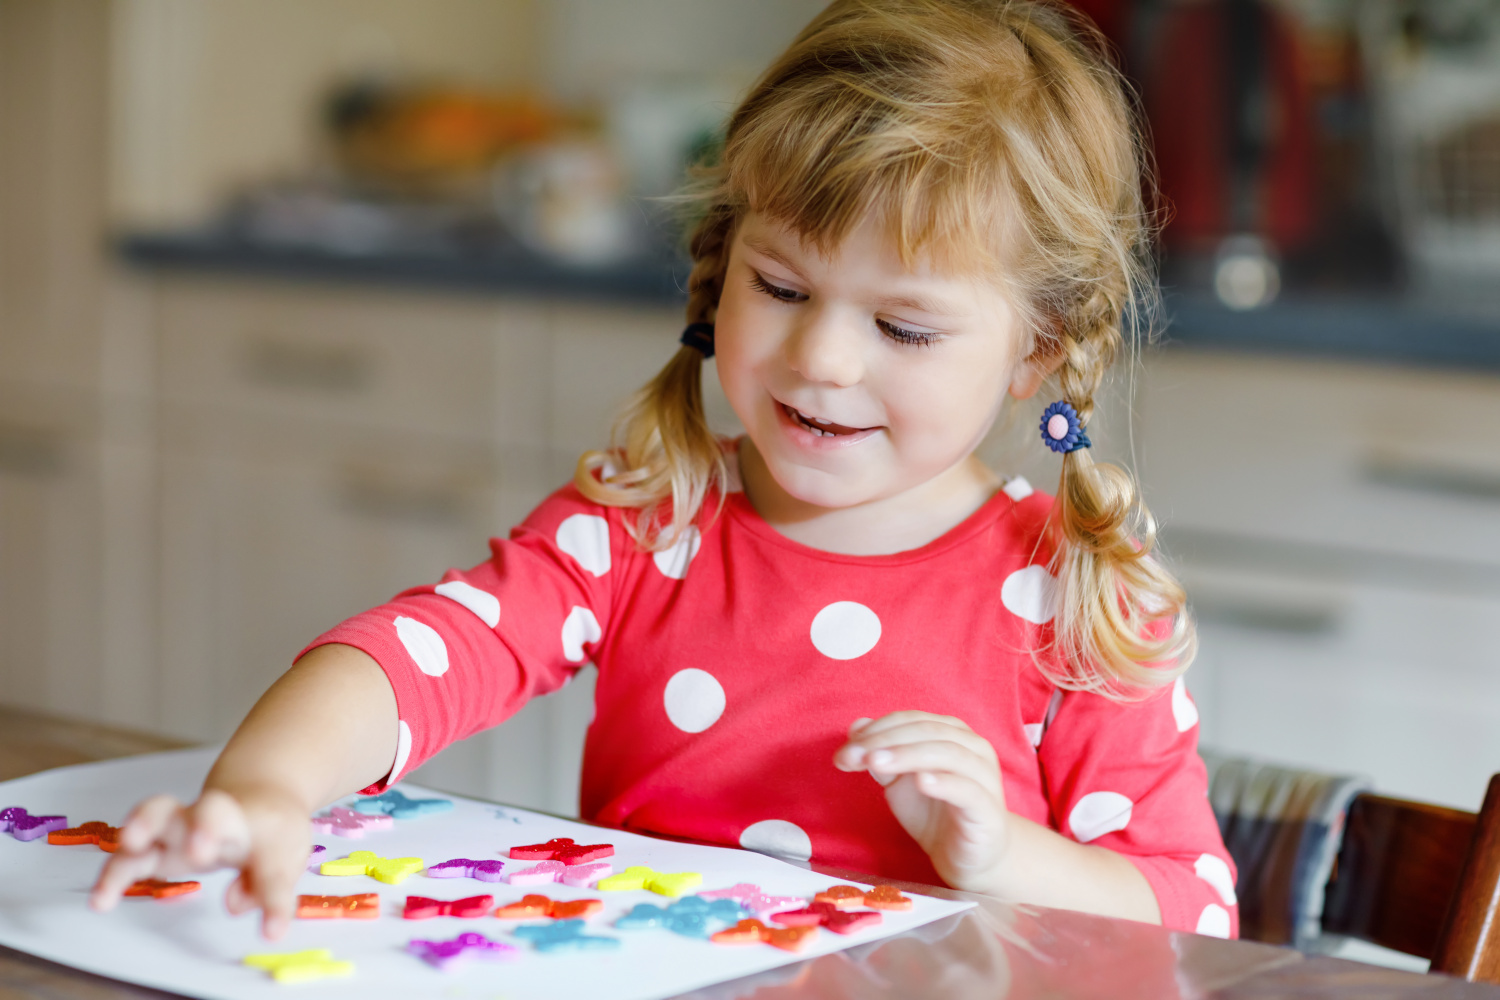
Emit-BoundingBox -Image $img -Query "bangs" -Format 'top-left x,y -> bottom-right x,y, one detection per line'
720,10 -> 1029,278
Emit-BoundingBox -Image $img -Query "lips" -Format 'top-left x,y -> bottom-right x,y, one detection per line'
782,403 -> 871,437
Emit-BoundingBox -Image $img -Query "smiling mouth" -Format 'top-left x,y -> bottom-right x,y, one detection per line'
783,403 -> 872,438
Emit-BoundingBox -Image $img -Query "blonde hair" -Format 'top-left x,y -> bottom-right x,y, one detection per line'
578,0 -> 1194,695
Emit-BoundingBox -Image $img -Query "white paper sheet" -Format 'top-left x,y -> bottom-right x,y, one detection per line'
0,749 -> 973,1000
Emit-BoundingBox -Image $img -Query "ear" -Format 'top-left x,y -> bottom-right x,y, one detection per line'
1007,327 -> 1067,401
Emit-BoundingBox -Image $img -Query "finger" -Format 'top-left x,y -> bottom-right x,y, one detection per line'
838,719 -> 996,771
864,740 -> 1003,795
185,790 -> 253,870
249,845 -> 303,941
89,845 -> 166,911
118,794 -> 184,854
908,770 -> 999,819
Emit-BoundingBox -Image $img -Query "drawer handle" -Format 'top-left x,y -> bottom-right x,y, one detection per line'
337,471 -> 465,525
1363,453 -> 1500,503
0,425 -> 62,476
243,339 -> 368,392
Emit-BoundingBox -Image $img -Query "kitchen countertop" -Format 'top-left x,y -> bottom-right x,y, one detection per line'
119,230 -> 1500,371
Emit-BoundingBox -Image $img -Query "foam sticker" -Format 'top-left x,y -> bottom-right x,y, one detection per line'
295,894 -> 380,920
306,845 -> 327,873
814,885 -> 867,909
559,861 -> 612,887
319,850 -> 424,884
493,894 -> 552,919
123,879 -> 201,899
708,919 -> 819,952
508,837 -> 614,865
0,807 -> 67,842
426,858 -> 508,882
493,895 -> 603,920
406,932 -> 519,971
772,901 -> 883,935
402,894 -> 494,920
47,821 -> 120,852
596,866 -> 702,897
861,885 -> 915,911
614,897 -> 747,939
506,860 -> 565,886
512,919 -> 620,953
310,807 -> 392,839
243,949 -> 354,984
350,790 -> 453,819
698,884 -> 805,918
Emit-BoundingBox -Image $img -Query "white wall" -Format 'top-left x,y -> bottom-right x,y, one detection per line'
539,0 -> 824,100
109,0 -> 539,229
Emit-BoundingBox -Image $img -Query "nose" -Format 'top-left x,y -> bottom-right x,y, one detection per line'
785,307 -> 865,387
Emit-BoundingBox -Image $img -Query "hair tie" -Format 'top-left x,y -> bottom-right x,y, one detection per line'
1040,401 -> 1091,454
680,322 -> 715,358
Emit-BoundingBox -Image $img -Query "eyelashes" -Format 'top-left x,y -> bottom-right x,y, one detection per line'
747,272 -> 940,348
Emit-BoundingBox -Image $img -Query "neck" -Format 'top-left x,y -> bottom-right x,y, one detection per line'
736,440 -> 1000,556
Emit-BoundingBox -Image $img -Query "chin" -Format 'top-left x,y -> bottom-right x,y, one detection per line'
761,452 -> 884,510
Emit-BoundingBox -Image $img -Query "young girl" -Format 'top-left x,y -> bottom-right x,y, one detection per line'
93,0 -> 1238,942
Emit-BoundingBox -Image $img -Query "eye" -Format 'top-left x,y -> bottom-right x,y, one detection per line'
750,272 -> 807,304
877,318 -> 940,348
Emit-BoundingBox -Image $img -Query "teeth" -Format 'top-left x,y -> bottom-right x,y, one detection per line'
814,417 -> 832,425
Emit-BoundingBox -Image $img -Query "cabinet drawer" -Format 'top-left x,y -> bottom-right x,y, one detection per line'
155,278 -> 548,444
1139,349 -> 1500,569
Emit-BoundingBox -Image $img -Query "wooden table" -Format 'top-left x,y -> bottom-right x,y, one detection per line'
2,706 -> 1496,999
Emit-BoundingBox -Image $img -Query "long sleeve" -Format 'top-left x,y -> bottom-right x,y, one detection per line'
1036,677 -> 1240,937
300,485 -> 624,788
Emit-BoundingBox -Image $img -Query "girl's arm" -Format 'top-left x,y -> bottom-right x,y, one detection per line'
90,643 -> 398,939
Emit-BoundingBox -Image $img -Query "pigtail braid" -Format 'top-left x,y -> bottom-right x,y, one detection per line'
1048,283 -> 1194,694
575,201 -> 736,549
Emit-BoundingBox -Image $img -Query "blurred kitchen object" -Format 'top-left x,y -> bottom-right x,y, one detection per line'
1360,0 -> 1500,303
1137,0 -> 1401,306
493,139 -> 636,266
327,80 -> 559,196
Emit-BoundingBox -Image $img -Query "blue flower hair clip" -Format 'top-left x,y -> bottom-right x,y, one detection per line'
1040,400 -> 1091,454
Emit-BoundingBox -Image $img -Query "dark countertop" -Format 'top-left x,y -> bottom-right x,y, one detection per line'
119,231 -> 1500,371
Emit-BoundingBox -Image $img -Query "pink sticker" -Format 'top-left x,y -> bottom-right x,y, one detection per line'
506,860 -> 566,886
560,862 -> 612,887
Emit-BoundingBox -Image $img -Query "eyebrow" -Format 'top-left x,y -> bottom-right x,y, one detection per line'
742,232 -> 966,318
741,234 -> 808,278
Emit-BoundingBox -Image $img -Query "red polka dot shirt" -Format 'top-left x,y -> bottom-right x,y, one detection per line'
305,474 -> 1239,938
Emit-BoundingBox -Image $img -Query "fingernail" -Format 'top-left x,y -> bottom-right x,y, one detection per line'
843,746 -> 865,767
869,749 -> 893,768
850,717 -> 872,733
919,772 -> 936,787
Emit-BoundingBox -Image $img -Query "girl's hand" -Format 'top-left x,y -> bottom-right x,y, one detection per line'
89,786 -> 311,940
834,712 -> 1009,892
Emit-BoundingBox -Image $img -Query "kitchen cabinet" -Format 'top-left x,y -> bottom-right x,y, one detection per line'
1140,350 -> 1500,810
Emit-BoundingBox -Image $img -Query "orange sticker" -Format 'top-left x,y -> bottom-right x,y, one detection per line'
47,821 -> 121,852
813,885 -> 866,910
296,893 -> 380,919
548,898 -> 603,920
862,885 -> 913,910
124,879 -> 200,899
494,894 -> 553,919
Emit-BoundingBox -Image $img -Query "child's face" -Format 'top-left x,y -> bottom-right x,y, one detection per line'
715,211 -> 1050,513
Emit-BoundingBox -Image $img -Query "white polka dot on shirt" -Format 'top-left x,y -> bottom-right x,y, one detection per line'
1023,722 -> 1044,748
653,526 -> 702,580
739,819 -> 813,862
561,606 -> 602,663
1002,475 -> 1034,502
395,616 -> 448,677
662,668 -> 726,733
1001,565 -> 1058,624
556,513 -> 612,577
1068,790 -> 1133,843
809,602 -> 882,660
1194,853 -> 1237,906
435,580 -> 500,628
1172,677 -> 1200,732
1196,903 -> 1231,938
391,720 -> 413,782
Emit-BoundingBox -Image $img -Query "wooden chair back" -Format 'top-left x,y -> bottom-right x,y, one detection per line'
1321,773 -> 1500,983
